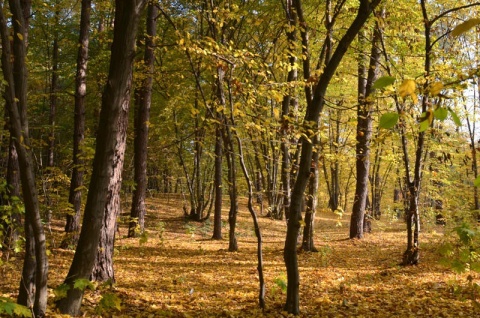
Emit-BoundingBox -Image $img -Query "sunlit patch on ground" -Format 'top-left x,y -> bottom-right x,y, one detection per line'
1,196 -> 478,317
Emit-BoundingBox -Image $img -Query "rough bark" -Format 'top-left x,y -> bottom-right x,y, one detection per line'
0,1 -> 48,315
129,3 -> 157,237
2,136 -> 21,251
284,0 -> 381,314
224,118 -> 238,252
212,123 -> 223,240
63,0 -> 91,248
17,223 -> 35,308
47,18 -> 59,168
91,179 -> 122,282
350,15 -> 382,239
56,1 -> 146,315
301,150 -> 319,252
280,0 -> 297,221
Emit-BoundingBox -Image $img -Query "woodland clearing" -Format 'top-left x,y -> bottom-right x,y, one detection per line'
1,196 -> 478,317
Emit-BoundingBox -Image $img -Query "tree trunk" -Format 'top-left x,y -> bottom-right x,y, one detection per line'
56,1 -> 146,315
212,123 -> 223,240
224,120 -> 238,252
129,3 -> 157,237
350,14 -> 381,239
91,184 -> 122,282
17,222 -> 35,308
284,0 -> 381,313
63,0 -> 91,249
2,136 -> 21,251
301,147 -> 319,252
47,17 -> 59,168
1,1 -> 49,316
281,0 -> 298,221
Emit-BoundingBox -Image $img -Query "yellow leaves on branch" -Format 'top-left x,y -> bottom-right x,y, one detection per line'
398,79 -> 417,104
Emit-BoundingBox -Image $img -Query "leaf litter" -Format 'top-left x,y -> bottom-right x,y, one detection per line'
1,196 -> 478,317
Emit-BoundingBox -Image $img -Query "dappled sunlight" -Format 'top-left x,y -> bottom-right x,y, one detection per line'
1,197 -> 478,317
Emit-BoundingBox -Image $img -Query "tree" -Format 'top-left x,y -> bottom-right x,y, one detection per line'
350,11 -> 382,239
0,0 -> 49,316
284,0 -> 382,314
62,0 -> 91,249
56,0 -> 146,314
129,2 -> 158,238
377,0 -> 480,265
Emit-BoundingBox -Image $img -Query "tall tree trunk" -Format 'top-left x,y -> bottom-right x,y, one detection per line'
294,0 -> 318,252
47,14 -> 59,168
2,136 -> 21,252
301,145 -> 319,252
284,0 -> 381,314
327,110 -> 341,211
0,1 -> 48,316
63,0 -> 91,248
280,0 -> 298,221
350,14 -> 382,239
91,178 -> 122,282
212,119 -> 223,240
56,1 -> 146,315
17,223 -> 35,308
129,3 -> 157,237
224,119 -> 238,252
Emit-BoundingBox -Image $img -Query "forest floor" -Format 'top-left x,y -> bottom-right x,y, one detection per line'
1,196 -> 479,317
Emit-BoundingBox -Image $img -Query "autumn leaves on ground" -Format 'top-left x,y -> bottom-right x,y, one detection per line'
1,196 -> 478,317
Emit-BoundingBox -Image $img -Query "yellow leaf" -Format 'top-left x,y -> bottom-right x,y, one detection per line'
273,108 -> 280,121
429,81 -> 443,96
452,18 -> 480,37
399,79 -> 416,99
16,33 -> 23,41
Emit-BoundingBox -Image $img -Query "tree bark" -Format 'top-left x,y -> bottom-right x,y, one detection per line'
280,0 -> 298,221
129,3 -> 157,237
224,117 -> 238,252
56,1 -> 146,315
284,0 -> 381,314
0,1 -> 48,315
2,136 -> 21,251
47,13 -> 59,168
212,122 -> 223,240
63,0 -> 91,248
350,13 -> 382,239
301,149 -> 319,252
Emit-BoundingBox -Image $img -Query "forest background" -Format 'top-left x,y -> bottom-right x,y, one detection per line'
0,0 -> 480,317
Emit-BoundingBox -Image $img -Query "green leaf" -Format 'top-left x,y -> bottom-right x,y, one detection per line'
139,231 -> 148,245
471,262 -> 480,273
0,301 -> 15,315
448,107 -> 462,126
13,304 -> 32,317
451,18 -> 480,37
438,242 -> 453,256
372,76 -> 396,90
433,107 -> 448,121
96,293 -> 122,313
74,278 -> 95,291
0,298 -> 31,317
54,283 -> 70,300
451,259 -> 466,274
474,175 -> 480,188
419,115 -> 430,132
379,112 -> 399,129
274,277 -> 287,292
